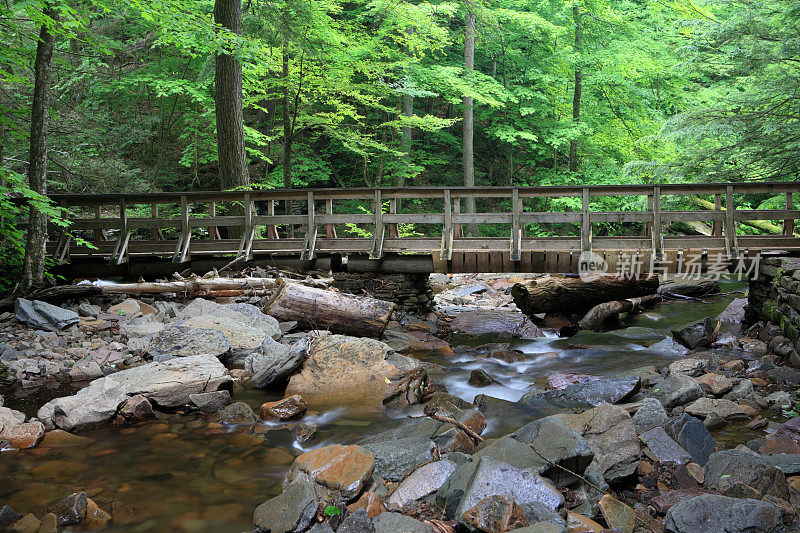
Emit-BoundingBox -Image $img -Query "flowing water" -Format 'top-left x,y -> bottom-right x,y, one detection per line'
0,278 -> 760,532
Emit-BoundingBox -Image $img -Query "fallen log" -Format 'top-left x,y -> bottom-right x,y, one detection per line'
690,196 -> 799,237
264,279 -> 394,337
511,274 -> 659,316
578,294 -> 662,331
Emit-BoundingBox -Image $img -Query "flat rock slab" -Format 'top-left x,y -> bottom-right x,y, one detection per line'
286,444 -> 374,500
511,417 -> 594,487
386,460 -> 457,509
524,376 -> 641,408
182,316 -> 268,356
14,299 -> 79,332
598,494 -> 634,533
640,426 -> 691,465
449,310 -> 543,339
650,374 -> 703,408
149,325 -> 231,359
178,299 -> 281,338
363,437 -> 436,482
253,473 -> 317,533
554,403 -> 640,482
665,414 -> 716,467
664,494 -> 782,533
672,318 -> 714,350
633,398 -> 669,433
246,338 -> 308,389
685,397 -> 747,421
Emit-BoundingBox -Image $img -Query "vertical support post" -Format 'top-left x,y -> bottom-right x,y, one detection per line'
581,187 -> 591,253
172,195 -> 191,263
510,188 -> 522,261
111,197 -> 130,265
645,194 -> 653,236
53,199 -> 71,263
208,201 -> 221,240
94,204 -> 106,241
651,186 -> 663,261
325,198 -> 336,238
388,197 -> 399,239
150,203 -> 164,240
440,189 -> 453,261
784,192 -> 795,236
236,192 -> 254,260
301,191 -> 318,260
712,194 -> 723,236
453,196 -> 463,238
369,189 -> 385,259
266,199 -> 279,240
725,185 -> 739,258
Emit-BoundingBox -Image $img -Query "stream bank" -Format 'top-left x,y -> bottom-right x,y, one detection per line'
1,273 -> 799,532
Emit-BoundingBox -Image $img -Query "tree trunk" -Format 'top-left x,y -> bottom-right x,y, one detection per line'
264,279 -> 394,337
463,9 -> 476,236
20,7 -> 57,292
511,274 -> 659,316
282,44 -> 295,237
569,4 -> 582,173
690,196 -> 796,236
658,280 -> 720,298
214,0 -> 250,191
578,294 -> 662,331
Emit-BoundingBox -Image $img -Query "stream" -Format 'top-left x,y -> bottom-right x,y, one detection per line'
0,278 -> 764,532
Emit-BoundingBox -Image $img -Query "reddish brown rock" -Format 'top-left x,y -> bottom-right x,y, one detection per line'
347,492 -> 386,518
650,490 -> 705,514
545,372 -> 599,391
259,395 -> 307,421
696,373 -> 733,396
405,331 -> 454,355
461,495 -> 527,533
83,498 -> 111,529
565,511 -> 604,532
287,444 -> 374,499
2,421 -> 45,449
759,435 -> 800,455
119,395 -> 155,422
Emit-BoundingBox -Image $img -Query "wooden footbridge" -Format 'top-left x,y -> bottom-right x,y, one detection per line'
42,182 -> 800,276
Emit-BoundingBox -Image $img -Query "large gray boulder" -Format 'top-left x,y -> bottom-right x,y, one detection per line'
522,376 -> 641,408
246,338 -> 308,389
253,473 -> 318,533
665,414 -> 716,467
511,417 -> 594,487
148,325 -> 231,359
14,299 -> 79,331
182,316 -> 270,358
362,437 -> 436,482
386,460 -> 457,509
453,457 -> 563,524
664,494 -> 782,533
633,398 -> 669,433
372,513 -> 434,533
178,299 -> 281,339
650,374 -> 703,408
38,355 -> 231,430
704,450 -> 790,500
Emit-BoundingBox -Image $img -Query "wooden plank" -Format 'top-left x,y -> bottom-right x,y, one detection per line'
477,252 -> 490,273
301,191 -> 318,261
440,189 -> 453,261
490,251 -> 503,272
387,198 -> 398,239
325,198 -> 336,238
557,251 -> 571,273
581,187 -> 591,252
532,251 -> 545,273
520,251 -> 532,273
511,188 -> 522,260
652,186 -> 663,261
712,194 -> 722,236
501,252 -> 514,273
544,251 -> 557,273
452,252 -> 464,273
785,192 -> 795,236
369,189 -> 385,260
605,250 -> 619,276
665,250 -> 678,274
725,185 -> 739,258
452,196 -> 463,238
431,252 -> 447,273
465,252 -> 477,273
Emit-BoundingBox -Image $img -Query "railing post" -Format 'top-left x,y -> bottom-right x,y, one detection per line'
388,197 -> 399,239
784,192 -> 795,236
510,188 -> 521,261
581,187 -> 592,253
301,191 -> 318,260
172,195 -> 191,263
453,196 -> 463,238
369,189 -> 385,259
645,194 -> 653,236
150,203 -> 163,240
208,201 -> 221,240
440,189 -> 453,261
712,194 -> 723,236
111,197 -> 130,265
266,200 -> 279,240
94,204 -> 107,241
325,198 -> 336,238
53,199 -> 71,263
234,192 -> 254,260
651,186 -> 663,261
725,185 -> 739,258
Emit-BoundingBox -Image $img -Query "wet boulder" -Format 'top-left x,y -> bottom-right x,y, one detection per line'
468,369 -> 500,387
511,417 -> 594,487
246,337 -> 308,389
685,397 -> 747,423
253,472 -> 318,533
260,395 -> 307,421
372,512 -> 434,533
286,335 -> 427,409
672,317 -> 715,349
544,372 -> 598,391
650,374 -> 703,408
704,450 -> 790,500
664,494 -> 782,533
46,492 -> 87,527
182,315 -> 271,359
385,460 -> 457,510
14,299 -> 79,332
461,494 -> 528,532
363,437 -> 436,482
285,444 -> 375,500
217,402 -> 258,426
717,298 -> 747,324
37,377 -> 128,432
449,310 -> 543,339
189,390 -> 231,413
665,414 -> 716,467
118,395 -> 155,422
522,376 -> 641,408
640,426 -> 691,465
554,403 -> 640,482
148,325 -> 231,360
633,398 -> 669,433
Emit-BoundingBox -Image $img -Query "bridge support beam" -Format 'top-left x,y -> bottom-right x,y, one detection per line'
651,186 -> 663,261
369,189 -> 385,259
440,189 -> 453,261
110,197 -> 130,265
581,187 -> 592,254
301,191 -> 318,261
511,188 -> 522,261
725,185 -> 739,258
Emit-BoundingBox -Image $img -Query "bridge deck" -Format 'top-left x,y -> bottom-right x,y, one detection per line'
42,182 -> 800,274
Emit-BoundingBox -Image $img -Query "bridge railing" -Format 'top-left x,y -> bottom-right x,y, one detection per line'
36,182 -> 800,265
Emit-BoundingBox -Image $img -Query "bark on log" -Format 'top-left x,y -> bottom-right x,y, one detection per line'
511,274 -> 659,316
264,279 -> 394,337
658,280 -> 720,298
578,294 -> 662,331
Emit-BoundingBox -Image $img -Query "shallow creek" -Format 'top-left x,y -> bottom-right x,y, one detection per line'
0,278 -> 768,532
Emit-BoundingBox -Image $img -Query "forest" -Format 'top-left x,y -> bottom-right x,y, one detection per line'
1,0 -> 799,290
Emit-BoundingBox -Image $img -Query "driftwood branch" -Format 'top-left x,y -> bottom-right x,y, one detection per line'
408,405 -> 484,445
578,294 -> 662,331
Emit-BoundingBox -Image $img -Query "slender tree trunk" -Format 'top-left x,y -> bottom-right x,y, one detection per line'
282,44 -> 294,237
463,9 -> 476,235
569,5 -> 582,173
20,6 -> 57,292
214,0 -> 250,190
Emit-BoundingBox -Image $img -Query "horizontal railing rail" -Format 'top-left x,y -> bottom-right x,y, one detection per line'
29,182 -> 798,267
